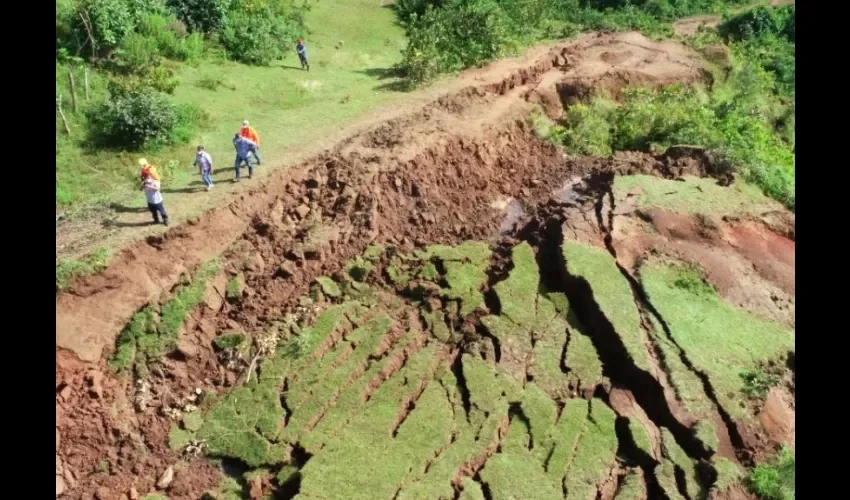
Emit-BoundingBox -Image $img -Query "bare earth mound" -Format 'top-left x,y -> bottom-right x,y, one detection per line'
55,32 -> 794,500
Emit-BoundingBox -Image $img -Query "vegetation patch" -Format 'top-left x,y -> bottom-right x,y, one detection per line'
747,447 -> 795,500
613,175 -> 778,216
640,258 -> 794,419
56,247 -> 111,291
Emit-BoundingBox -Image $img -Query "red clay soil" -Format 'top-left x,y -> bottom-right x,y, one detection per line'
54,31 -> 795,500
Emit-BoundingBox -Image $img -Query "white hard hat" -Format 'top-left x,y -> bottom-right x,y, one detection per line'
242,120 -> 249,127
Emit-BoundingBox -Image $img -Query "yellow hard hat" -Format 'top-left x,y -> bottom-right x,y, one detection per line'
138,158 -> 148,166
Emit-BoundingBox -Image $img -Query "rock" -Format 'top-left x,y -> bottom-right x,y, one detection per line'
129,487 -> 139,500
56,476 -> 66,497
56,455 -> 64,475
95,486 -> 111,500
63,468 -> 77,489
119,495 -> 129,500
56,428 -> 61,451
157,466 -> 175,490
530,179 -> 541,186
278,261 -> 298,278
176,339 -> 198,358
203,273 -> 227,312
245,253 -> 265,273
521,188 -> 530,197
394,177 -> 402,188
295,205 -> 310,219
59,385 -> 72,401
86,370 -> 104,399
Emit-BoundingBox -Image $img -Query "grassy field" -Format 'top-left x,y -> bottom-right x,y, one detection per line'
56,0 -> 408,211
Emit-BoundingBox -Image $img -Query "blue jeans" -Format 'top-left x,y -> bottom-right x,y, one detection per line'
235,155 -> 253,179
249,145 -> 262,164
201,169 -> 213,187
148,202 -> 168,223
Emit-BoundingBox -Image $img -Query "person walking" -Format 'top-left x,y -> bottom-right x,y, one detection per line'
296,38 -> 309,71
239,120 -> 262,165
193,145 -> 215,191
139,159 -> 169,226
233,134 -> 254,182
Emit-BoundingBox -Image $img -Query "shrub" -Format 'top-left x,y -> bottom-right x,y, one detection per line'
401,0 -> 514,85
550,99 -> 617,156
167,0 -> 233,33
75,0 -> 136,54
720,5 -> 795,42
220,6 -> 299,65
748,447 -> 795,500
395,0 -> 444,23
88,85 -> 178,148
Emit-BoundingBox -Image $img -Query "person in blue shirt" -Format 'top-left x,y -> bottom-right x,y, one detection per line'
233,134 -> 254,182
296,38 -> 309,71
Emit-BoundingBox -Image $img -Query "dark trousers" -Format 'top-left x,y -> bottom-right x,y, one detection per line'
148,202 -> 168,222
235,155 -> 253,179
298,53 -> 309,69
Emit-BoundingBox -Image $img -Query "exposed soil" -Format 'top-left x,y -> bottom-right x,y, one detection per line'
56,32 -> 794,500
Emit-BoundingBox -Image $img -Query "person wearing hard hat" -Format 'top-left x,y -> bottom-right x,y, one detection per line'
138,158 -> 160,181
239,120 -> 262,165
139,158 -> 169,226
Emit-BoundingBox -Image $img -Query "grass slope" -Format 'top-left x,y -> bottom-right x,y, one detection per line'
56,0 -> 406,212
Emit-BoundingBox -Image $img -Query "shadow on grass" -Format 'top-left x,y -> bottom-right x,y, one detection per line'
355,67 -> 410,93
109,203 -> 147,214
103,220 -> 157,228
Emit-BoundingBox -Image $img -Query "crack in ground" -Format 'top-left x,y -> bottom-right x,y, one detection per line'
590,175 -> 749,465
532,215 -> 712,464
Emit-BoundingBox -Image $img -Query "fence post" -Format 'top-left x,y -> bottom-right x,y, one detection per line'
68,70 -> 78,113
57,94 -> 72,135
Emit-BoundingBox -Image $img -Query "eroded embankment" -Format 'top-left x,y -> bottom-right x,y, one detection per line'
56,30 -> 708,364
51,32 -> 796,500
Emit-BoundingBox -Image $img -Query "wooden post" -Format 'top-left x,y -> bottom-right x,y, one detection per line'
84,68 -> 90,101
57,94 -> 71,135
68,70 -> 78,113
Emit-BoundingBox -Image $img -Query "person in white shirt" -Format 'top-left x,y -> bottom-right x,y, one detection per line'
142,171 -> 169,226
193,145 -> 215,191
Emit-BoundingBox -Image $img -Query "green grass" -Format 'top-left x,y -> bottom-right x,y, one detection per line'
563,241 -> 651,372
740,366 -> 781,399
748,447 -> 795,500
616,470 -> 646,500
56,0 -> 408,210
660,428 -> 705,499
562,399 -> 619,500
225,274 -> 243,301
56,247 -> 112,291
640,258 -> 794,420
694,419 -> 719,453
314,276 -> 342,298
627,418 -> 655,457
614,174 -> 779,216
480,418 -> 561,500
713,457 -> 744,494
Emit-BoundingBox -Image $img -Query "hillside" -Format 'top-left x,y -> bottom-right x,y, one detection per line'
56,1 -> 795,500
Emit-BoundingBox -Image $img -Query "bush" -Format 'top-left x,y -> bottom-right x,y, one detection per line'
401,0 -> 515,85
748,447 -> 795,500
720,5 -> 795,42
167,0 -> 233,33
220,6 -> 299,65
394,0 -> 443,23
550,99 -> 617,156
88,85 -> 178,148
75,0 -> 136,54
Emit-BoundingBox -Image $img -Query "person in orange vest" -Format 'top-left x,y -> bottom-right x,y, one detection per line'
239,120 -> 262,165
